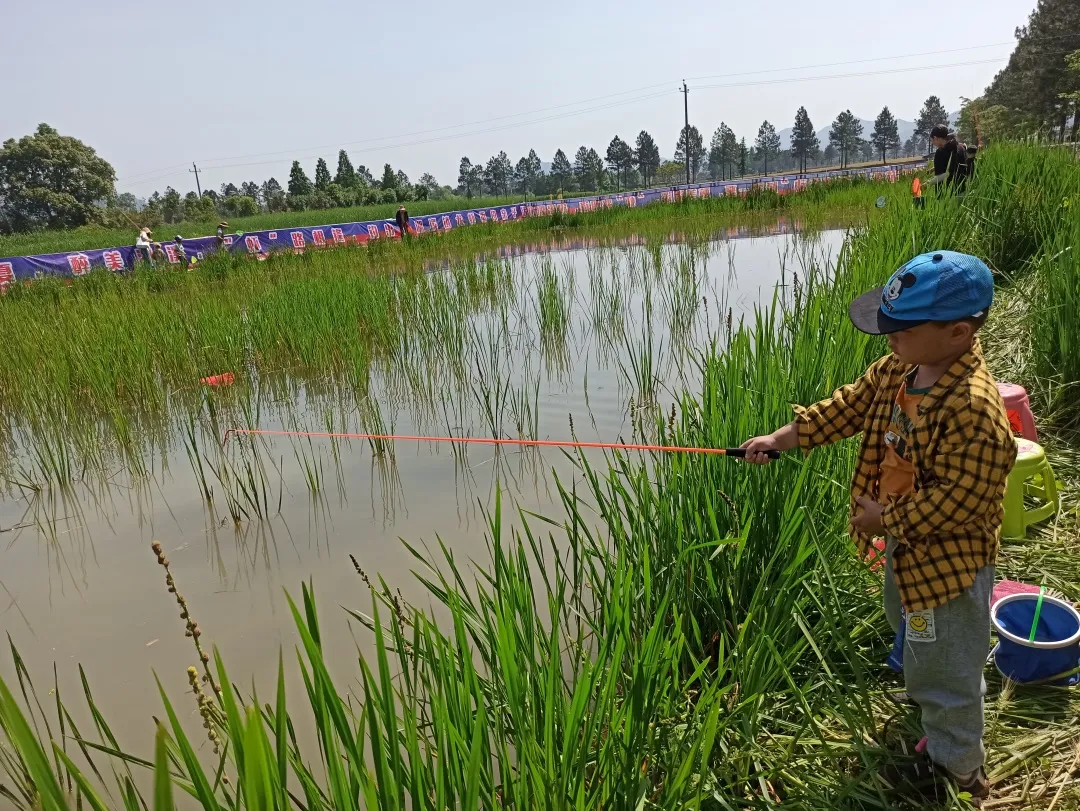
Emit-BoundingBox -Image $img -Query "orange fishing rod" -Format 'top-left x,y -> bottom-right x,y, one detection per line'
221,428 -> 779,458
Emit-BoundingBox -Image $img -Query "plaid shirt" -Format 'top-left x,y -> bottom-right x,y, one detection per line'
794,339 -> 1016,611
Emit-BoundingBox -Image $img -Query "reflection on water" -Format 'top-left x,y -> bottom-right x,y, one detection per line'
0,224 -> 845,752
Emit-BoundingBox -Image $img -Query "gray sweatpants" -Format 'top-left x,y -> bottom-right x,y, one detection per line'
884,537 -> 994,775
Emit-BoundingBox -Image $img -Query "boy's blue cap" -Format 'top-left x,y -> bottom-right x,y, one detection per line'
848,250 -> 994,335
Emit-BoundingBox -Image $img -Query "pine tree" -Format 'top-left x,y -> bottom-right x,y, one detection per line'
458,157 -> 475,197
828,110 -> 863,169
380,164 -> 396,190
790,107 -> 820,173
334,150 -> 355,187
915,96 -> 950,156
871,106 -> 901,163
754,121 -> 781,176
634,131 -> 660,188
674,125 -> 706,181
550,149 -> 574,192
314,158 -> 331,190
287,161 -> 312,196
738,138 -> 748,177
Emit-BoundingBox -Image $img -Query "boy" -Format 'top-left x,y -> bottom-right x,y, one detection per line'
741,251 -> 1016,803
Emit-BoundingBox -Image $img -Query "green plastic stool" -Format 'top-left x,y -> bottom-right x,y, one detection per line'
1002,438 -> 1059,538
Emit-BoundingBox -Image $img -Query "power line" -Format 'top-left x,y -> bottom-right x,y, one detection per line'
118,39 -> 1035,183
692,58 -> 1007,90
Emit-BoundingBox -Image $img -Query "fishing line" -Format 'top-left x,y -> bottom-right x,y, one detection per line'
221,428 -> 779,458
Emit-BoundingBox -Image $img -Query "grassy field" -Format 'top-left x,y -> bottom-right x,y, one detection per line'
1,145 -> 1079,810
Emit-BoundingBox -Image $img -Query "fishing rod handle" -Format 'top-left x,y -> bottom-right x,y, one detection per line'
725,448 -> 781,459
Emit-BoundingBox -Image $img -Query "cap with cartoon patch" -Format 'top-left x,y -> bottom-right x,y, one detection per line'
848,250 -> 994,335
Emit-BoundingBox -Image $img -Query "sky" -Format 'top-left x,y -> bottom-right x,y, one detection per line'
1,0 -> 1038,199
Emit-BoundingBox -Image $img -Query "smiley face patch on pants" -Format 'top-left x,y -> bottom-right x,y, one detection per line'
905,608 -> 937,643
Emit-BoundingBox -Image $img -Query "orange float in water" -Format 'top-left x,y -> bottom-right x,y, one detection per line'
200,372 -> 235,386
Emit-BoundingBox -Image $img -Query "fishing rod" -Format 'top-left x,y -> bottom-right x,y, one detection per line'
221,428 -> 780,458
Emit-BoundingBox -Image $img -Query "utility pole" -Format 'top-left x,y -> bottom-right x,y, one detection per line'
190,162 -> 202,198
680,81 -> 690,186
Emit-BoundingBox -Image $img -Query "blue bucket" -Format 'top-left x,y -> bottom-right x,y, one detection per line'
991,593 -> 1080,685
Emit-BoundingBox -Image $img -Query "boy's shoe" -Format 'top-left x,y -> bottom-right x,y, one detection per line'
879,752 -> 990,806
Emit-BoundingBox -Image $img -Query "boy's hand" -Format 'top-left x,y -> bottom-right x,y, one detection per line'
740,435 -> 781,464
740,422 -> 799,464
852,496 -> 885,535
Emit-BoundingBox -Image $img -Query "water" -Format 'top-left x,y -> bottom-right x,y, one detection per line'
0,224 -> 845,764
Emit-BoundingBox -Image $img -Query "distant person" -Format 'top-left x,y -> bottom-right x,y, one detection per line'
151,242 -> 166,264
217,221 -> 229,251
966,145 -> 978,180
394,205 -> 410,237
135,227 -> 154,264
174,235 -> 187,265
926,125 -> 968,195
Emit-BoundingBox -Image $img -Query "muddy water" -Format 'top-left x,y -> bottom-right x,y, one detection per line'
0,225 -> 845,771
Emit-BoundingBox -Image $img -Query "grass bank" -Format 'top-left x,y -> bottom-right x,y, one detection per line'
1,144 -> 1078,809
0,173 -> 901,259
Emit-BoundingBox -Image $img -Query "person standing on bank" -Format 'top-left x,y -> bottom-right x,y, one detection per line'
926,125 -> 968,194
394,205 -> 410,238
135,227 -> 154,265
741,251 -> 1016,804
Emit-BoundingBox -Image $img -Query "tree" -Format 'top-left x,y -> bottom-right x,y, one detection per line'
586,148 -> 605,191
754,121 -> 781,176
115,192 -> 138,211
0,123 -> 116,233
380,164 -> 396,190
674,125 -> 706,181
655,161 -> 685,186
513,149 -> 542,197
871,106 -> 901,163
288,161 -> 312,196
483,152 -> 512,196
458,158 -> 477,197
419,173 -> 440,195
914,95 -> 950,156
708,123 -> 738,180
573,146 -> 594,191
738,138 -> 748,176
395,170 -> 410,189
355,165 -> 374,186
985,2 -> 1080,140
160,187 -> 182,223
261,178 -> 286,212
605,136 -> 634,190
828,110 -> 863,169
224,195 -> 259,218
790,107 -> 820,173
220,182 -> 239,198
823,143 -> 839,164
335,150 -> 356,187
550,149 -> 574,192
314,159 -> 332,190
634,131 -> 660,188
240,181 -> 260,201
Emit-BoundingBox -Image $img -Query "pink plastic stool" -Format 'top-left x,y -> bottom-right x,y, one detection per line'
996,382 -> 1038,442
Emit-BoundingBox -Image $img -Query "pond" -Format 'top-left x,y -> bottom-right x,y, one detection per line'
0,221 -> 846,756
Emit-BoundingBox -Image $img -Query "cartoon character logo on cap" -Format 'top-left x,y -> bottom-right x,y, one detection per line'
881,270 -> 917,312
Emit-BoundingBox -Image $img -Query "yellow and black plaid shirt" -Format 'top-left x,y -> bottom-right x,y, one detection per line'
794,339 -> 1016,611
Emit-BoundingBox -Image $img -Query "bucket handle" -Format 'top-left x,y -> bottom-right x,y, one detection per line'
1029,586 -> 1046,642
